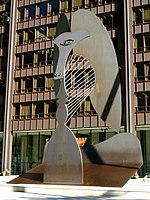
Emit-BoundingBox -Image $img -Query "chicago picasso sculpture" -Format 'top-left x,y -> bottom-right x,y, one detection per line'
11,10 -> 143,187
42,10 -> 143,187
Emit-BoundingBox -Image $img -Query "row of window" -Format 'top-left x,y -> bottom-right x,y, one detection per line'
16,25 -> 56,45
136,92 -> 150,112
16,12 -> 122,46
98,12 -> 122,29
14,75 -> 54,94
13,101 -> 56,119
14,65 -> 95,94
134,33 -> 150,53
13,98 -> 95,120
133,6 -> 150,24
135,62 -> 150,81
13,84 -> 150,116
17,0 -> 116,22
15,49 -> 54,69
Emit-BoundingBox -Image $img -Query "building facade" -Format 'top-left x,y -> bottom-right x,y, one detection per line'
0,0 -> 150,177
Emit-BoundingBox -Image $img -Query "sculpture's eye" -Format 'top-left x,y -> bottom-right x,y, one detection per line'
60,39 -> 74,46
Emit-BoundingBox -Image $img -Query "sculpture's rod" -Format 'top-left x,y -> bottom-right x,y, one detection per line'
67,86 -> 95,119
66,55 -> 85,70
65,58 -> 88,72
65,70 -> 95,88
66,76 -> 95,97
65,60 -> 90,78
65,65 -> 93,86
67,88 -> 93,109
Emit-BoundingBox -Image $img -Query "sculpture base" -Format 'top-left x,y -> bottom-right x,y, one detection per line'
9,133 -> 143,187
9,162 -> 137,187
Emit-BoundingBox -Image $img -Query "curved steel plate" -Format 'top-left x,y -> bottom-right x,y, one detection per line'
43,125 -> 83,184
82,132 -> 143,186
71,10 -> 122,133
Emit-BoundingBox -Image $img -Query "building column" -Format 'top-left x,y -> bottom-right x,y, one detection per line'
124,0 -> 135,134
2,0 -> 17,172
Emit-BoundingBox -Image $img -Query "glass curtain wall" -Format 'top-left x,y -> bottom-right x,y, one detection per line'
137,129 -> 150,177
12,132 -> 52,174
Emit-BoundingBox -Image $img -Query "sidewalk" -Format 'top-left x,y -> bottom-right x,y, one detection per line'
0,176 -> 150,199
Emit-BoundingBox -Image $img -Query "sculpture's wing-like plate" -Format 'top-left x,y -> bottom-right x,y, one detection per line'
72,10 -> 122,133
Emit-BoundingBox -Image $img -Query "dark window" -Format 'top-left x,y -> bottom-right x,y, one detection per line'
47,49 -> 54,64
2,34 -> 8,48
18,7 -> 24,21
145,33 -> 150,51
24,29 -> 35,43
101,13 -> 112,29
24,52 -> 34,68
36,76 -> 45,91
146,93 -> 150,111
27,5 -> 36,20
135,63 -> 144,81
37,3 -> 47,17
145,62 -> 150,80
89,0 -> 98,6
35,102 -> 44,118
17,31 -> 23,45
106,0 -> 112,3
36,26 -> 46,41
24,77 -> 33,93
38,50 -> 46,65
50,0 -> 59,14
0,82 -> 5,95
137,93 -> 145,111
14,104 -> 20,119
133,8 -> 142,24
15,78 -> 21,93
134,34 -> 143,52
16,54 -> 22,68
49,101 -> 57,117
0,105 -> 4,120
113,12 -> 122,28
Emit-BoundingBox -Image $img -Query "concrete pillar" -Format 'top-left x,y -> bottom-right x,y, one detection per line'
124,0 -> 135,134
2,0 -> 17,172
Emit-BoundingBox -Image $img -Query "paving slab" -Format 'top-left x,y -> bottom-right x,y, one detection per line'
0,176 -> 150,199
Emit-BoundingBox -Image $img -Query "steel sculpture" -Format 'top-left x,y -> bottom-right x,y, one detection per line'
10,10 -> 143,187
42,10 -> 143,186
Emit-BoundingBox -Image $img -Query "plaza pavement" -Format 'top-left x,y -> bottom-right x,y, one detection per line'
0,176 -> 150,199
